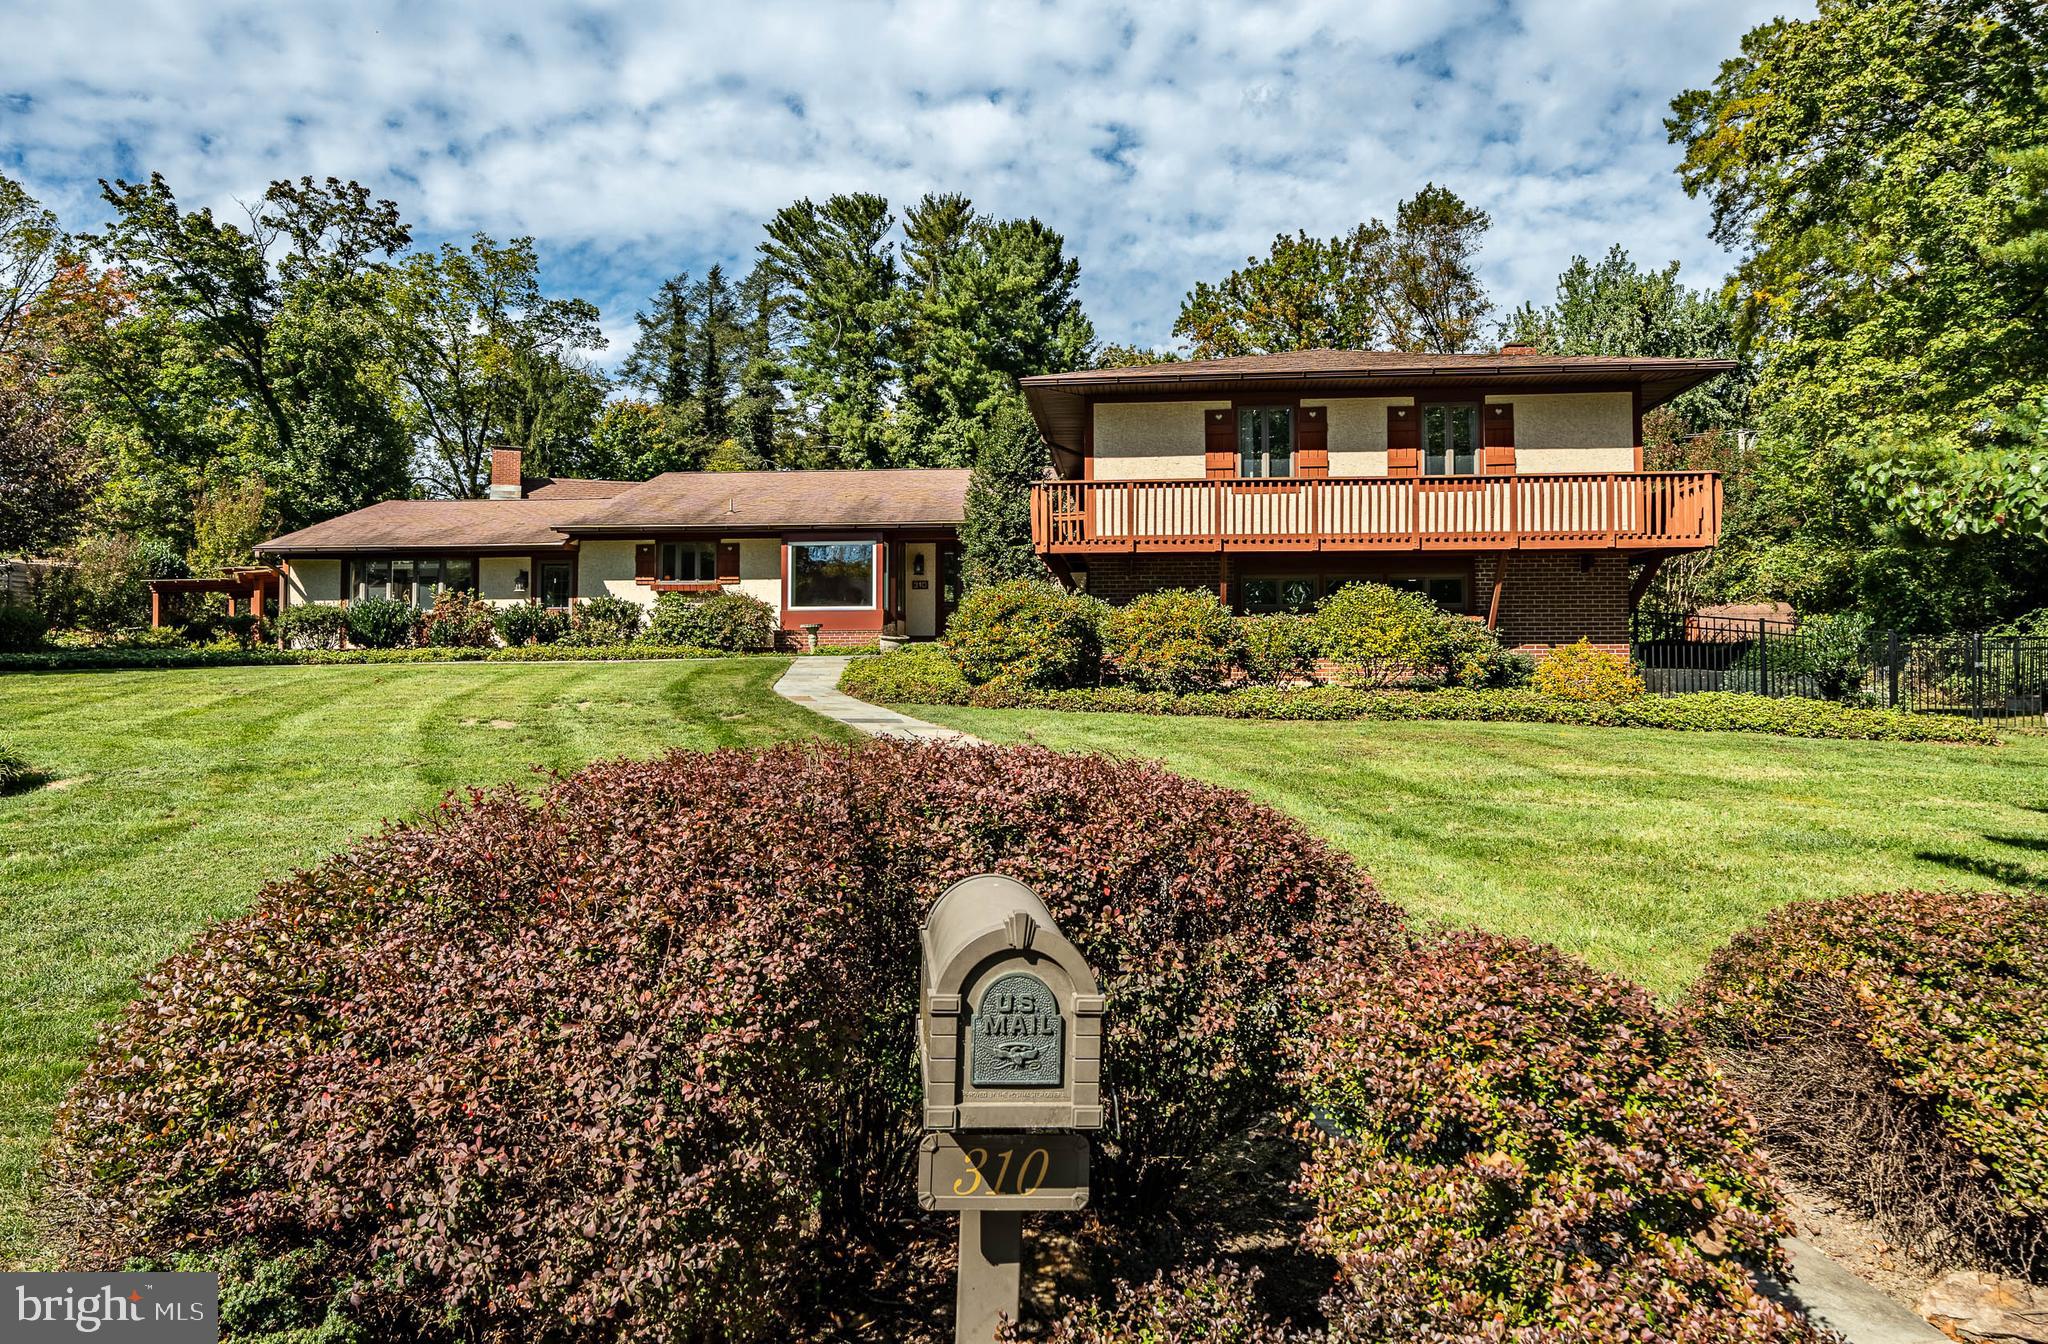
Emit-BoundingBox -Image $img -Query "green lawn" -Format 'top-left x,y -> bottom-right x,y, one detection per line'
0,659 -> 850,1264
907,706 -> 2048,998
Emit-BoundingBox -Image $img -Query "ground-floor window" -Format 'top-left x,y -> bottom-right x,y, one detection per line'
353,556 -> 475,606
1242,571 -> 1468,614
537,562 -> 572,608
660,540 -> 716,582
789,541 -> 876,609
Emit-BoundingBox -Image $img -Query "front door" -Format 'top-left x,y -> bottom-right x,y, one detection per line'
905,543 -> 939,638
938,544 -> 963,635
538,562 -> 572,608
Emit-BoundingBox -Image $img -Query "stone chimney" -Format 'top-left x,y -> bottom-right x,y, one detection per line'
1499,341 -> 1538,357
488,445 -> 523,500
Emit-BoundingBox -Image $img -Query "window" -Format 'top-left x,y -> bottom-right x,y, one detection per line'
1421,404 -> 1480,477
1388,575 -> 1469,609
352,556 -> 475,606
1237,406 -> 1294,478
660,541 -> 717,582
538,562 -> 572,608
1242,576 -> 1319,613
789,542 -> 876,609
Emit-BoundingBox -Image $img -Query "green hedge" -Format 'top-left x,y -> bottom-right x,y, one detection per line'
0,644 -> 744,672
838,649 -> 1997,743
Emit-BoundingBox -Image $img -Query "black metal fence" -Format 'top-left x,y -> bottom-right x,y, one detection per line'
1631,614 -> 2048,731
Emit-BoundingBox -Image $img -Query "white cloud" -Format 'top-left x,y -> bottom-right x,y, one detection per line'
0,0 -> 1798,356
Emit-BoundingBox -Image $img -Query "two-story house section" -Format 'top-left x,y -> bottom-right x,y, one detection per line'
1021,345 -> 1735,654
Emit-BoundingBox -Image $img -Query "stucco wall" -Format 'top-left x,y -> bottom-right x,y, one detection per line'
285,559 -> 341,606
1325,397 -> 1407,476
1491,392 -> 1635,472
478,556 -> 530,605
580,539 -> 653,606
734,538 -> 782,618
1090,401 -> 1227,480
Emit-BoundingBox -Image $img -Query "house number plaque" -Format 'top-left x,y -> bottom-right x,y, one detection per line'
971,972 -> 1062,1087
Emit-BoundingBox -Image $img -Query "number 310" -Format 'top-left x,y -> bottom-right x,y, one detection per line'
951,1146 -> 1052,1196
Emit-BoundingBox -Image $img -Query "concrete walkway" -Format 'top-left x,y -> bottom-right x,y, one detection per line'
774,656 -> 979,743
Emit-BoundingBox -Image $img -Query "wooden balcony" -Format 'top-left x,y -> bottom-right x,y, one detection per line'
1030,471 -> 1722,555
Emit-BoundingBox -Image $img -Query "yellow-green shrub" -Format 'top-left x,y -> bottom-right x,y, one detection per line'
1531,638 -> 1645,701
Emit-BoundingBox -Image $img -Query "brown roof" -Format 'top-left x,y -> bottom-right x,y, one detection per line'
524,477 -> 638,500
256,498 -> 592,555
560,468 -> 971,535
256,469 -> 971,554
1021,348 -> 1739,458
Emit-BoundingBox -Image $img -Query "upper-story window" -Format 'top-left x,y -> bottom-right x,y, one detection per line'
660,541 -> 717,582
1422,404 -> 1481,476
1237,406 -> 1294,478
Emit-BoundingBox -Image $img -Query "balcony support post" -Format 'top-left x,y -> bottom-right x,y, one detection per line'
1486,552 -> 1511,631
1217,552 -> 1233,611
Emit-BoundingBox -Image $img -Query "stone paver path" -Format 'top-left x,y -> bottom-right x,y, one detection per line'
774,656 -> 979,743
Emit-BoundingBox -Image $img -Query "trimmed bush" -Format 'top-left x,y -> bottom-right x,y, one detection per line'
274,606 -> 347,651
0,602 -> 50,652
1687,890 -> 2048,1273
647,590 -> 777,651
1238,614 -> 1318,686
943,579 -> 1103,690
1437,617 -> 1534,689
494,601 -> 569,647
0,743 -> 39,793
568,593 -> 644,645
1531,638 -> 1645,701
1312,582 -> 1449,686
420,589 -> 499,648
1032,1264 -> 1299,1343
1101,587 -> 1246,693
1295,929 -> 1818,1344
53,743 -> 1389,1341
836,656 -> 1999,743
839,643 -> 973,703
342,596 -> 418,649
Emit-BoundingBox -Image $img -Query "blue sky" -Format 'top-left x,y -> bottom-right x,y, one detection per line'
0,0 -> 1797,367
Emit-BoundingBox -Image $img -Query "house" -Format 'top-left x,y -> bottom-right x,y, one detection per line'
256,450 -> 971,646
1019,345 -> 1734,654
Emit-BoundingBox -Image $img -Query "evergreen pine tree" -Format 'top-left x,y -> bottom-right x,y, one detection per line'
960,400 -> 1050,591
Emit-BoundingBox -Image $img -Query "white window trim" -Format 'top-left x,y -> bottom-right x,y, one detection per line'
786,539 -> 879,611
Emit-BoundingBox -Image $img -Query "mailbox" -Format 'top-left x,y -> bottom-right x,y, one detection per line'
919,874 -> 1105,1132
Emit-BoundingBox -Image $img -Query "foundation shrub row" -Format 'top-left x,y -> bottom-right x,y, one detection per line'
942,580 -> 1540,696
266,590 -> 779,653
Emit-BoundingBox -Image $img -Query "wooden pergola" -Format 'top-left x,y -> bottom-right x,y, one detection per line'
146,566 -> 283,632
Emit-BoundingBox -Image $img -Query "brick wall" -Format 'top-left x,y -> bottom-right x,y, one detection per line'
1475,553 -> 1630,656
777,626 -> 883,651
1072,551 -> 1632,656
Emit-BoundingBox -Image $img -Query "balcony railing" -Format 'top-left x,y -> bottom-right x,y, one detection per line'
1031,471 -> 1721,554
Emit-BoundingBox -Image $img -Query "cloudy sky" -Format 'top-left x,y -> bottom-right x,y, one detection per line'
1,0 -> 1794,363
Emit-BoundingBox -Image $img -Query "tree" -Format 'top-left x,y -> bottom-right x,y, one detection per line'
188,475 -> 275,572
77,174 -> 413,536
960,399 -> 1050,591
585,399 -> 700,479
1174,186 -> 1493,357
621,273 -> 693,407
384,234 -> 603,496
0,175 -> 97,554
898,194 -> 1095,450
1668,0 -> 2048,629
1504,245 -> 1749,432
756,193 -> 899,468
1092,343 -> 1182,369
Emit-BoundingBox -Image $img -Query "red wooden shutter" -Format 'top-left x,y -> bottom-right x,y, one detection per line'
1387,405 -> 1420,478
1204,407 -> 1236,478
1483,403 -> 1517,475
716,542 -> 740,581
634,543 -> 657,583
1297,406 -> 1329,477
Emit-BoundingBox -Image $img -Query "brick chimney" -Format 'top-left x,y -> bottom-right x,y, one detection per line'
1499,341 -> 1538,357
488,445 -> 523,500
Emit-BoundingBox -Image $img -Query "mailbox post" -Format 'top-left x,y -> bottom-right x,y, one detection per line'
919,874 -> 1104,1344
